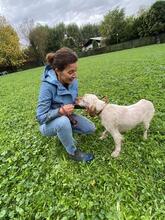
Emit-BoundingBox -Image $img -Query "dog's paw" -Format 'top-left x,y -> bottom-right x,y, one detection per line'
111,151 -> 120,158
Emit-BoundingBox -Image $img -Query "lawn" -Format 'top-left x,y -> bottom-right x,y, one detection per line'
0,44 -> 165,219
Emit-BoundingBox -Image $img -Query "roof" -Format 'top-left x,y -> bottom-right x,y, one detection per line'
90,37 -> 102,41
83,37 -> 103,47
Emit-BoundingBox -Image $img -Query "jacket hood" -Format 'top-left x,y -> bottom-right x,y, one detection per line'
42,65 -> 77,90
42,65 -> 59,86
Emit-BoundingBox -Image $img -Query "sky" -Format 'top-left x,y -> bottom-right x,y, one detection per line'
0,0 -> 156,28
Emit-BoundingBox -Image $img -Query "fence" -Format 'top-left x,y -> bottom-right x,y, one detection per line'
78,33 -> 165,58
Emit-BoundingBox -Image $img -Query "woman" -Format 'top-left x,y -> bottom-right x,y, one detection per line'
36,47 -> 95,162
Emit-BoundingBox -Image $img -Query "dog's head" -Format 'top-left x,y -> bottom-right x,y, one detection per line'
76,94 -> 100,117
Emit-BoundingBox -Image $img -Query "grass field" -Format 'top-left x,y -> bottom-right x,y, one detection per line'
0,44 -> 165,219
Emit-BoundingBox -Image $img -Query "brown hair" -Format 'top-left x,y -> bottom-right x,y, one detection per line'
46,47 -> 78,71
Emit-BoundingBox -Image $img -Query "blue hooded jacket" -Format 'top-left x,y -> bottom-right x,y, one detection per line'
36,65 -> 78,125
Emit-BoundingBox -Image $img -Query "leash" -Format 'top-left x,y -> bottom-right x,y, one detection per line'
61,106 -> 78,127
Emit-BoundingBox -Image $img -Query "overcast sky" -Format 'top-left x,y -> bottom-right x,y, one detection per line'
0,0 -> 156,28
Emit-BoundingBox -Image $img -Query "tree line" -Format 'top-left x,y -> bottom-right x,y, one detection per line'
0,1 -> 164,72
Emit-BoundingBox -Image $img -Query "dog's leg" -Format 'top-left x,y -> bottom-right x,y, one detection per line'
99,130 -> 109,140
143,121 -> 150,140
110,130 -> 123,158
143,108 -> 154,140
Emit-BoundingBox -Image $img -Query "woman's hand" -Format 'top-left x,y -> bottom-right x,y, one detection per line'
59,104 -> 74,116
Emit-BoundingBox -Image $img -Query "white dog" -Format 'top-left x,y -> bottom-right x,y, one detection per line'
77,94 -> 155,157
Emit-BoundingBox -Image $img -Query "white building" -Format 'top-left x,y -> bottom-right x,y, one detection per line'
82,37 -> 105,51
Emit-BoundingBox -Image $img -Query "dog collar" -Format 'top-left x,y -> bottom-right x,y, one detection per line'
97,103 -> 108,115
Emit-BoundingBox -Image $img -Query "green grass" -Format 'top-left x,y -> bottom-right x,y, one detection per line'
0,44 -> 165,220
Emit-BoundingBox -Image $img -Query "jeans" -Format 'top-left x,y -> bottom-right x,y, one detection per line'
39,114 -> 96,155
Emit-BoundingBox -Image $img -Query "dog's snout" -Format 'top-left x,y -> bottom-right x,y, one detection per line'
75,97 -> 82,104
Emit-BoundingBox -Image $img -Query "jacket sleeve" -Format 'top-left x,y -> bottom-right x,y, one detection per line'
36,82 -> 60,125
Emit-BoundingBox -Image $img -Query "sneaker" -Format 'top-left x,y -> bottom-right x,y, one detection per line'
69,149 -> 94,162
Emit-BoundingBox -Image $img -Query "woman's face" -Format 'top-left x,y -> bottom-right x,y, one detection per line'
56,62 -> 77,85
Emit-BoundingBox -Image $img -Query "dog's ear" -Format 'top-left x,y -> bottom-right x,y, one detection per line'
102,96 -> 109,103
86,106 -> 97,117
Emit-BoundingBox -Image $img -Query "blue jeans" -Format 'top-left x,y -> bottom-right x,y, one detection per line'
39,114 -> 96,155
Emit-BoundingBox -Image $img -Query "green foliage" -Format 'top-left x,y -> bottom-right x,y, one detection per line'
147,1 -> 165,35
0,44 -> 165,219
24,1 -> 165,64
123,16 -> 137,41
99,2 -> 165,45
80,24 -> 100,44
46,27 -> 63,52
99,8 -> 126,44
27,22 -> 101,60
66,23 -> 82,48
29,25 -> 49,64
63,37 -> 76,50
134,1 -> 165,38
0,16 -> 25,69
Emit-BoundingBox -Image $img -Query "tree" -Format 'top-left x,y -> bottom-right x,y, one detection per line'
0,16 -> 24,70
19,18 -> 34,45
46,23 -> 66,53
99,8 -> 126,44
55,22 -> 66,47
131,16 -> 143,38
80,24 -> 100,44
63,37 -> 76,50
123,16 -> 139,41
136,11 -> 149,37
29,25 -> 49,64
46,27 -> 61,52
147,1 -> 165,36
65,23 -> 82,49
133,1 -> 165,38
